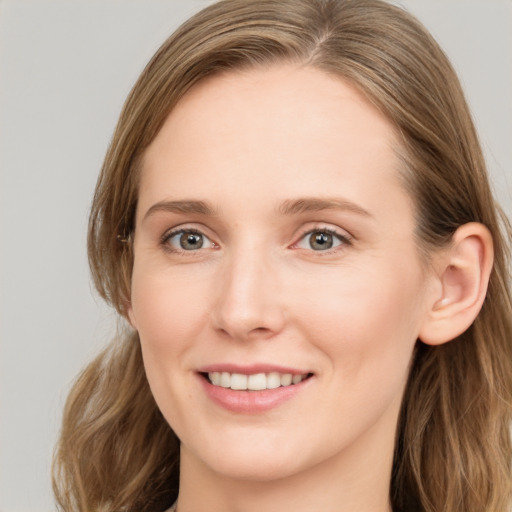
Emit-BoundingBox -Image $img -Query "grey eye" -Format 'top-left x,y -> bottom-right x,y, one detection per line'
180,232 -> 204,250
309,232 -> 333,250
296,230 -> 345,251
167,230 -> 213,251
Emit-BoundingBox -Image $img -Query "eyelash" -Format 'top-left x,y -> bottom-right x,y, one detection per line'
160,225 -> 352,256
160,227 -> 216,256
293,227 -> 352,255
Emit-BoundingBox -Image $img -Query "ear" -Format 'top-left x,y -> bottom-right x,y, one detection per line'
419,222 -> 493,345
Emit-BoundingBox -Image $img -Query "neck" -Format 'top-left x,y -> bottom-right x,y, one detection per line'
176,420 -> 395,512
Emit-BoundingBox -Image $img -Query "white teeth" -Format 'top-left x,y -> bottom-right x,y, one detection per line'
207,371 -> 309,390
247,373 -> 267,390
230,373 -> 247,390
280,373 -> 293,386
267,372 -> 281,389
292,374 -> 303,385
220,372 -> 231,388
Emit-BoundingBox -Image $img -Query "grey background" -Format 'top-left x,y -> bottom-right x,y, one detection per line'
1,1 -> 511,510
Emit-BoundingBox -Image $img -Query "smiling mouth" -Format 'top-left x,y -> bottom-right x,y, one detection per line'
203,371 -> 313,391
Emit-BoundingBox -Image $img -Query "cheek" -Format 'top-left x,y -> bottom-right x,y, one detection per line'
130,266 -> 211,366
292,258 -> 424,381
287,262 -> 424,450
129,267 -> 214,432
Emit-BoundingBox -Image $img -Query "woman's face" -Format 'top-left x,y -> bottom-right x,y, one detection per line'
129,65 -> 433,482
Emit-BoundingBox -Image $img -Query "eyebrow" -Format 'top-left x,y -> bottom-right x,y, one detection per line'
143,200 -> 217,221
142,196 -> 373,221
277,197 -> 373,218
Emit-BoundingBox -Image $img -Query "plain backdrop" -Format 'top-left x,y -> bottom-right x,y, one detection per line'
1,1 -> 511,510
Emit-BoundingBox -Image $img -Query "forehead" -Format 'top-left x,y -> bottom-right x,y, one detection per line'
139,64 -> 410,220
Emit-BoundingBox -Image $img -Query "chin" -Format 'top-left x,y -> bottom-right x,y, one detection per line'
183,434 -> 312,483
209,454 -> 303,482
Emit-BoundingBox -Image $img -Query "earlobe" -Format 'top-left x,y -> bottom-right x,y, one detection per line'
419,223 -> 493,346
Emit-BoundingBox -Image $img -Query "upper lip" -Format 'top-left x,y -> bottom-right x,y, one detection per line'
197,363 -> 312,375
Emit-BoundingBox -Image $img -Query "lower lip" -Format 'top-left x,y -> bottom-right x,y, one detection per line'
199,375 -> 312,413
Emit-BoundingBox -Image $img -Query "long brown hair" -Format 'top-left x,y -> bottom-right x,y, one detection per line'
53,1 -> 512,511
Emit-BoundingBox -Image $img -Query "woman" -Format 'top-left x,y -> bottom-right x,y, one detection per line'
52,1 -> 512,511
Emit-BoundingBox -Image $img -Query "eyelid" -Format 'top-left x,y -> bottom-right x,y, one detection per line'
158,222 -> 352,255
290,224 -> 353,252
160,224 -> 219,254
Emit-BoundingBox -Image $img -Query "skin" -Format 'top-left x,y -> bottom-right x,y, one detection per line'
128,65 -> 439,512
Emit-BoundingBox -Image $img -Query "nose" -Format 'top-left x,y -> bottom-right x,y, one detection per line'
211,246 -> 286,341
